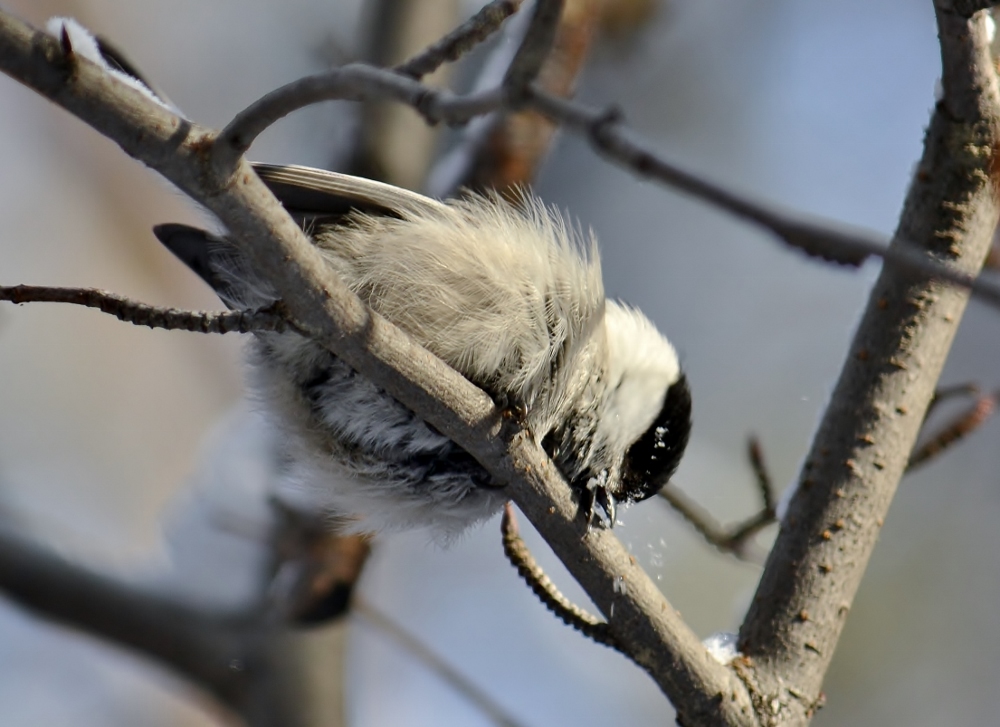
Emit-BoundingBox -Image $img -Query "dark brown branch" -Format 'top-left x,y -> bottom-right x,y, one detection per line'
658,438 -> 778,562
394,0 -> 526,79
458,0 -> 612,195
926,381 -> 982,416
737,6 -> 1000,720
355,598 -> 527,727
500,503 -> 618,649
658,485 -> 774,562
908,389 -> 999,469
0,284 -> 291,334
747,436 -> 777,513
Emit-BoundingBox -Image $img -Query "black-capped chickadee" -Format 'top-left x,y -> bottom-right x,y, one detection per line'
155,164 -> 691,535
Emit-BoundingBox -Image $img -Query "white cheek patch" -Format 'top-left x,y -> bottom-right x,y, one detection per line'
599,302 -> 681,454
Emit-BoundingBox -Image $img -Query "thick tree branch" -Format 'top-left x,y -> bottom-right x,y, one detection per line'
736,7 -> 1000,723
0,10 -> 752,724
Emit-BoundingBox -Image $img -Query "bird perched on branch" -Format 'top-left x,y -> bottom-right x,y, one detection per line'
155,164 -> 690,535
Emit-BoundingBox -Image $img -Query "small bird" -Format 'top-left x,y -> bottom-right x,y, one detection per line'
155,164 -> 691,535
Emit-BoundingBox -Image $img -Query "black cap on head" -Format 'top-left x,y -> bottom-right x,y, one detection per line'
616,374 -> 692,503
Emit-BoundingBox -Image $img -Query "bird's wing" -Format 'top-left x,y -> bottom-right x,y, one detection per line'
155,163 -> 445,307
252,163 -> 446,224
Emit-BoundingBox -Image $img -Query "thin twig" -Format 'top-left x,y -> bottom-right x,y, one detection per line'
354,597 -> 527,727
908,389 -> 1000,470
500,503 -> 619,649
394,0 -> 526,79
212,64 -> 503,174
747,436 -> 776,513
925,381 -> 981,417
658,485 -> 775,562
0,284 -> 291,334
523,86 -> 1000,308
658,437 -> 777,562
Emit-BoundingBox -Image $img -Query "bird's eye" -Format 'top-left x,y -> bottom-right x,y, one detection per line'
617,374 -> 692,503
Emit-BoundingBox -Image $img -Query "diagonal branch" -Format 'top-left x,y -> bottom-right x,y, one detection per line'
523,87 -> 1000,308
736,6 -> 1000,721
0,11 -> 752,724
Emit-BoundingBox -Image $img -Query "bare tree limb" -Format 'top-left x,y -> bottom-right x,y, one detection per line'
0,519 -> 251,699
0,11 -> 753,724
0,284 -> 291,334
736,7 -> 1000,722
394,0 -> 526,79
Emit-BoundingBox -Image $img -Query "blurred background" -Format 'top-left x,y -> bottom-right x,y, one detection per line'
0,0 -> 998,725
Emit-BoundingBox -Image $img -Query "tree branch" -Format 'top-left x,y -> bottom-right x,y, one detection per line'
0,284 -> 291,334
736,6 -> 1000,722
523,87 -> 1000,308
394,0 -> 526,79
212,65 -> 502,175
